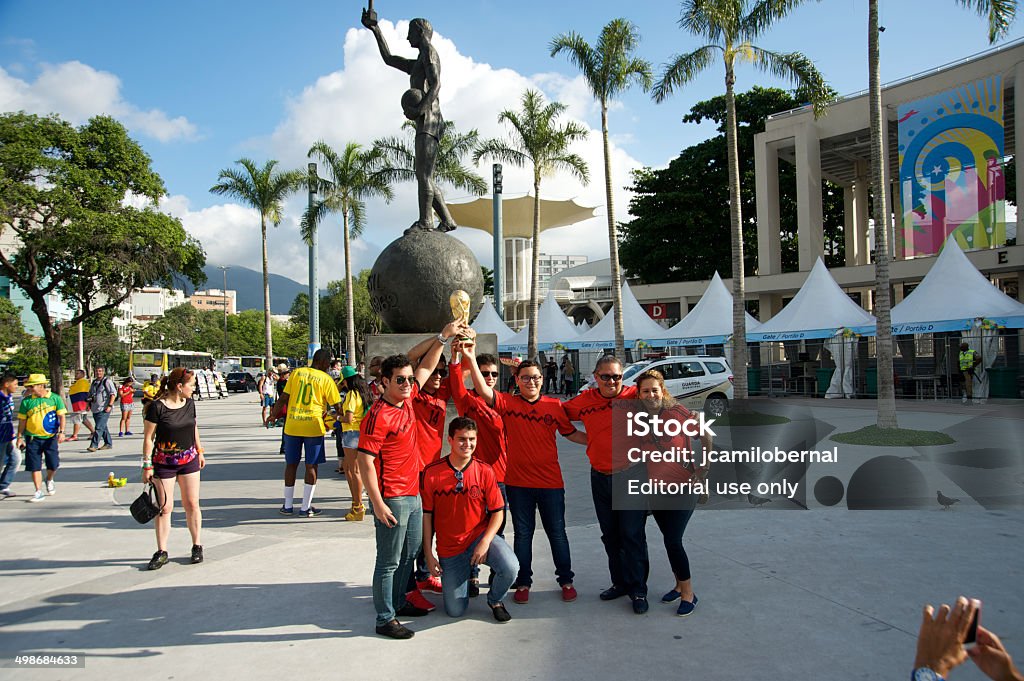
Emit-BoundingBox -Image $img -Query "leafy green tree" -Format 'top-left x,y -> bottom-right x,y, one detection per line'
652,0 -> 829,402
0,112 -> 206,394
289,292 -> 310,327
474,90 -> 590,359
303,142 -> 393,366
320,270 -> 387,361
60,309 -> 125,374
621,86 -> 844,283
272,319 -> 309,359
480,266 -> 494,298
862,0 -> 1016,429
374,120 -> 489,196
138,305 -> 224,354
0,297 -> 25,349
6,337 -> 47,375
227,309 -> 267,356
210,159 -> 305,373
551,18 -> 653,360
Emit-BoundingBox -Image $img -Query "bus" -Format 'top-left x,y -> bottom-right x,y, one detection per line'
130,349 -> 216,385
240,356 -> 265,377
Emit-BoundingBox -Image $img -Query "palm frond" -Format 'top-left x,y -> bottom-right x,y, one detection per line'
749,46 -> 832,117
473,138 -> 528,167
550,31 -> 602,96
742,0 -> 819,40
652,44 -> 720,102
956,0 -> 1017,42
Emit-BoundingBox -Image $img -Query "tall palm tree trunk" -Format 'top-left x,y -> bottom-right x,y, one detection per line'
343,212 -> 357,366
602,103 -> 626,361
261,215 -> 274,371
869,0 -> 897,428
528,178 -> 542,360
725,65 -> 748,402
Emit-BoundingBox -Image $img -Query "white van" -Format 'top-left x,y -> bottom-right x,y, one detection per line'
578,356 -> 734,417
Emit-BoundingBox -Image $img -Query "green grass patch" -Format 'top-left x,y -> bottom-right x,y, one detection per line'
714,412 -> 791,426
830,425 -> 955,446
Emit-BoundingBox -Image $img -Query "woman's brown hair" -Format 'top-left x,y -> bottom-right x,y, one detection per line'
635,369 -> 676,408
146,367 -> 194,414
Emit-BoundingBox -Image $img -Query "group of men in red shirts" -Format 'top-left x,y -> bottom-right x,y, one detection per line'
355,323 -> 684,639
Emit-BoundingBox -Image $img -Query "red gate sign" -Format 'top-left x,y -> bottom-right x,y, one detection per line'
646,303 -> 666,319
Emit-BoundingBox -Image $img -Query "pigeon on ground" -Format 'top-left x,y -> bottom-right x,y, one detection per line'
747,493 -> 772,507
937,490 -> 960,510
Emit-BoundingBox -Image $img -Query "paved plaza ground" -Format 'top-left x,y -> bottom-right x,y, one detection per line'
1,393 -> 1021,680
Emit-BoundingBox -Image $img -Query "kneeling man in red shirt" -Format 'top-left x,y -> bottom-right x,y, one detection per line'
422,417 -> 518,622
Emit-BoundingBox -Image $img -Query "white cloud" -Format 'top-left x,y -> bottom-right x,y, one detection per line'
255,21 -> 645,279
0,61 -> 198,142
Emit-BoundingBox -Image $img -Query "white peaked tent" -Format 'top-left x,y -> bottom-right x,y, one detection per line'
647,272 -> 762,346
748,258 -> 877,341
565,282 -> 665,349
873,236 -> 1024,335
470,299 -> 516,345
500,290 -> 580,353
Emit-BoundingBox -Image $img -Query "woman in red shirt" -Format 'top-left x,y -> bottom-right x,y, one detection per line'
118,377 -> 135,437
636,369 -> 711,618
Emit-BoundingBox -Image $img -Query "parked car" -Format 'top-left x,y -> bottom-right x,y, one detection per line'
578,356 -> 734,417
226,372 -> 256,393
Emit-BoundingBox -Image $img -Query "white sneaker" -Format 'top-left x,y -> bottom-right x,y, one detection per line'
961,396 -> 968,404
29,490 -> 45,502
46,480 -> 55,495
0,488 -> 13,497
972,399 -> 980,405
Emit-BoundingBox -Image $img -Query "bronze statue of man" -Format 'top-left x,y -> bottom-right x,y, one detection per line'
361,5 -> 458,234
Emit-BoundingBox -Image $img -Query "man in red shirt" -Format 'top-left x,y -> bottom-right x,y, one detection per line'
461,342 -> 587,605
422,416 -> 517,622
448,346 -> 508,596
357,320 -> 465,640
564,355 -> 651,614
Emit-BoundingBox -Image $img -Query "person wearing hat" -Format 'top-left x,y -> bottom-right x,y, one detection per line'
338,365 -> 372,518
15,374 -> 67,503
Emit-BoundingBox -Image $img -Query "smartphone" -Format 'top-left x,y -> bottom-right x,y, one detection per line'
964,601 -> 981,647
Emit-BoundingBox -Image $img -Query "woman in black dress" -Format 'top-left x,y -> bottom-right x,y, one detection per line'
142,367 -> 206,570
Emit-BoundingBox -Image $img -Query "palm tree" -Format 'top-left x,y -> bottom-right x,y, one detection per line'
474,89 -> 590,360
652,0 -> 829,402
374,120 -> 489,197
866,0 -> 1016,429
210,159 -> 305,371
550,19 -> 653,362
303,142 -> 394,366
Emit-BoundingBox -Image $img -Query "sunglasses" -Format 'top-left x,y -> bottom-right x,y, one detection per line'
390,375 -> 414,385
518,375 -> 543,383
432,367 -> 448,378
454,469 -> 464,493
597,373 -> 623,382
480,371 -> 499,378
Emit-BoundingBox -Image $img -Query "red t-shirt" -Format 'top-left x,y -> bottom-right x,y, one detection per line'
413,383 -> 449,467
422,457 -> 505,558
644,404 -> 699,485
492,391 -> 576,489
563,385 -> 637,474
119,385 -> 134,405
448,362 -> 507,482
359,384 -> 421,498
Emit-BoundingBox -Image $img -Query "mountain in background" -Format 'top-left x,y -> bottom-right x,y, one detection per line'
174,265 -> 327,314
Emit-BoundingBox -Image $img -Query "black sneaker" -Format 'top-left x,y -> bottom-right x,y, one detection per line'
395,603 -> 430,617
375,620 -> 414,639
468,578 -> 480,598
490,602 -> 512,623
600,585 -> 627,601
147,550 -> 168,571
631,596 -> 650,614
191,545 -> 204,564
298,506 -> 322,518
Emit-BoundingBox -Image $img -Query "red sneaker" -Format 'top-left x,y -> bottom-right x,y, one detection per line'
417,576 -> 443,593
513,587 -> 530,604
405,589 -> 436,612
561,584 -> 578,602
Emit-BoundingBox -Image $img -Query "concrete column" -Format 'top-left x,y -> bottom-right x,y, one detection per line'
755,133 -> 782,275
854,161 -> 870,265
843,184 -> 857,266
678,296 -> 689,317
892,178 -> 904,260
1015,62 -> 1024,236
795,124 -> 824,270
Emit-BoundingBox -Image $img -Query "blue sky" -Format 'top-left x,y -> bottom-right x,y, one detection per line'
1,0 -> 1020,284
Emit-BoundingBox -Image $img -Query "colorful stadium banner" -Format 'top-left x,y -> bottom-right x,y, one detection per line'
897,76 -> 1006,257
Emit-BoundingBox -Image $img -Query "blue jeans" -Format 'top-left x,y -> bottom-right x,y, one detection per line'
439,534 -> 519,616
0,440 -> 19,490
591,468 -> 649,598
90,410 -> 113,448
472,482 -> 508,580
505,485 -> 573,588
371,495 -> 422,627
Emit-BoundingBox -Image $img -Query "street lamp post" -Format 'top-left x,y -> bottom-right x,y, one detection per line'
307,162 -> 320,362
492,164 -> 504,319
218,266 -> 230,358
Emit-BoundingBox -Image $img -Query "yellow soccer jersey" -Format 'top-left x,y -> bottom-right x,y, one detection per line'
283,367 -> 341,437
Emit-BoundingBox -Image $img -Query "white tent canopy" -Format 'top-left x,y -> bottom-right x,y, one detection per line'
470,299 -> 516,345
748,258 -> 877,341
500,290 -> 580,353
856,236 -> 1024,335
565,282 -> 665,349
647,272 -> 761,346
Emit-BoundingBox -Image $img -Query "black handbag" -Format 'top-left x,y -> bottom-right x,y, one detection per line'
130,482 -> 165,524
